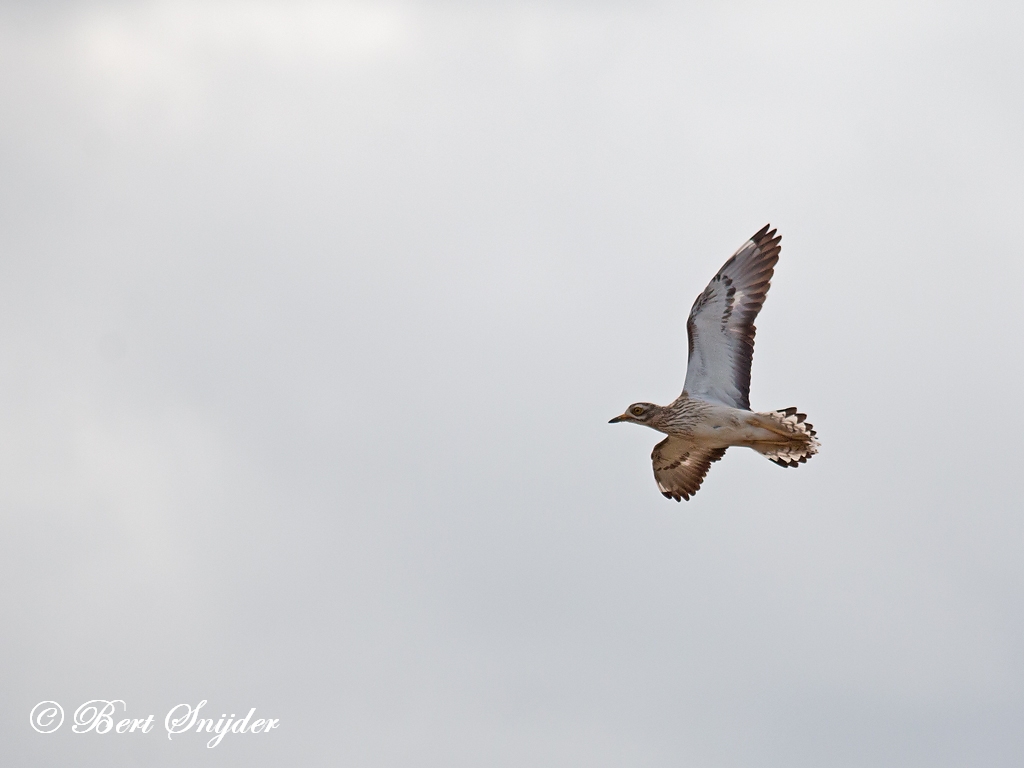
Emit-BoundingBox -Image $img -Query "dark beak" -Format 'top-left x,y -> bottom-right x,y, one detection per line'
609,414 -> 630,424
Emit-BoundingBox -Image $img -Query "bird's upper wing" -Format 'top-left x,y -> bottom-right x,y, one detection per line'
651,437 -> 727,501
682,225 -> 781,410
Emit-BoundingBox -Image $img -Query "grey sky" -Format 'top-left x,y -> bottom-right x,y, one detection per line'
2,2 -> 1023,765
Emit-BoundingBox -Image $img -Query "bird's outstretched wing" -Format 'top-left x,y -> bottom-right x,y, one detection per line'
651,437 -> 727,501
682,225 -> 780,410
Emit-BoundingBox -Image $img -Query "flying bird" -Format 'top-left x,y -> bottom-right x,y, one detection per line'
610,225 -> 818,501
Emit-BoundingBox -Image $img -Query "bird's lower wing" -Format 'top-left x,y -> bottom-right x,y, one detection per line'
682,225 -> 780,410
651,437 -> 727,501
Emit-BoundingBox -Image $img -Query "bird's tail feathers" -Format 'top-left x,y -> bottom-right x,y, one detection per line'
753,407 -> 819,467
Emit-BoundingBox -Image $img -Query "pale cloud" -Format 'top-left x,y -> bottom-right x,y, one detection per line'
5,2 -> 415,133
76,1 -> 413,71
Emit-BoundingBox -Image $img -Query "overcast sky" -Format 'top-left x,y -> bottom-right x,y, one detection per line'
2,1 -> 1023,766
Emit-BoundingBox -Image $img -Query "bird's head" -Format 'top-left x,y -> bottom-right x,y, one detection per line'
609,402 -> 661,427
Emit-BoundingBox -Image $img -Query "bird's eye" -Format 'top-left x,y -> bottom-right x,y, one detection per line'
632,406 -> 644,416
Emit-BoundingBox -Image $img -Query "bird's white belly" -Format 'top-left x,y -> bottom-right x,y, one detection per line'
689,405 -> 775,446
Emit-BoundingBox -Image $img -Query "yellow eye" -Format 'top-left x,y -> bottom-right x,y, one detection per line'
632,406 -> 644,416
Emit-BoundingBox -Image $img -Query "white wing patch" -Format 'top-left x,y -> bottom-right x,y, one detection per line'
682,225 -> 780,410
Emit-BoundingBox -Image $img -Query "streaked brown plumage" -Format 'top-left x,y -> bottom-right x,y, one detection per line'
610,225 -> 819,501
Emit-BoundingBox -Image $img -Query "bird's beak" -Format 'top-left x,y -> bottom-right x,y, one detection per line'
609,413 -> 630,424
